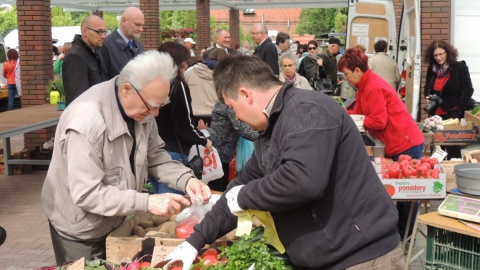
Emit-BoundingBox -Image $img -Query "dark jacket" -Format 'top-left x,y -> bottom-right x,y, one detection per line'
97,29 -> 144,80
62,34 -> 104,106
187,82 -> 400,269
424,61 -> 474,118
320,49 -> 338,89
253,38 -> 279,75
155,77 -> 207,155
202,46 -> 236,60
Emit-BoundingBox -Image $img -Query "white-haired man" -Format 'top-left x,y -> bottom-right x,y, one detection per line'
42,51 -> 211,266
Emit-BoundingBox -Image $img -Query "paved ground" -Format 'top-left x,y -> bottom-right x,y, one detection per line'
0,134 -> 454,270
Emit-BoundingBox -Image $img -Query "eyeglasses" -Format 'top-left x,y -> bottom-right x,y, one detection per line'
433,52 -> 446,58
308,47 -> 317,50
84,27 -> 107,36
130,83 -> 169,110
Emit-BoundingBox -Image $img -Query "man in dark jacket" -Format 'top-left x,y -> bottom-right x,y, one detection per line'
98,7 -> 145,80
252,23 -> 279,75
62,15 -> 106,106
165,56 -> 404,270
319,37 -> 341,90
202,29 -> 236,60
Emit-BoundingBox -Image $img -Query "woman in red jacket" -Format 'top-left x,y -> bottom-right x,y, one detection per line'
2,49 -> 19,110
338,48 -> 424,241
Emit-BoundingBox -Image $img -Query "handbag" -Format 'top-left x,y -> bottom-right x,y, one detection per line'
174,128 -> 203,180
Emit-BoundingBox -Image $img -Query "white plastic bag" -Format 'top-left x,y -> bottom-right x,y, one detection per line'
188,145 -> 224,184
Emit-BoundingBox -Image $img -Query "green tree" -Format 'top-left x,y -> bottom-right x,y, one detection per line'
51,6 -> 75,26
103,12 -> 119,30
0,6 -> 17,36
296,8 -> 346,37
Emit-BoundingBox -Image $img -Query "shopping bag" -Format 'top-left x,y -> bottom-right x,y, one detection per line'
236,137 -> 255,172
189,145 -> 224,184
175,197 -> 206,239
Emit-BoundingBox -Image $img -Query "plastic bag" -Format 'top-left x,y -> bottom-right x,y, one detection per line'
236,137 -> 254,172
175,197 -> 206,239
189,145 -> 224,184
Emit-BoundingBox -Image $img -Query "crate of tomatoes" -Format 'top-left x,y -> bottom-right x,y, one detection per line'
377,155 -> 446,199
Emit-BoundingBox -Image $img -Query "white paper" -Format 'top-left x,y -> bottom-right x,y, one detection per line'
352,23 -> 369,36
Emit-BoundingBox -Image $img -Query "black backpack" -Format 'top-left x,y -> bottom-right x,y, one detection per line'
301,55 -> 333,95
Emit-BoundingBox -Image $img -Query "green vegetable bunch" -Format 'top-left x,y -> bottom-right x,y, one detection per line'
472,105 -> 480,116
192,227 -> 292,270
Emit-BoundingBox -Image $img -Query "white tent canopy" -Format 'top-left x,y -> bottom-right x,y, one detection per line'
4,26 -> 81,49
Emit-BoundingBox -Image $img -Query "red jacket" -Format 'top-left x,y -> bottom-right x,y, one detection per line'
3,60 -> 17,84
349,69 -> 424,156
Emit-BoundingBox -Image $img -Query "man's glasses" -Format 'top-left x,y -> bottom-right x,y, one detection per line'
308,47 -> 317,50
433,52 -> 446,58
130,83 -> 169,110
85,27 -> 107,36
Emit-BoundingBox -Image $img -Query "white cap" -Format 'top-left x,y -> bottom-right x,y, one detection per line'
290,44 -> 298,53
184,37 -> 196,44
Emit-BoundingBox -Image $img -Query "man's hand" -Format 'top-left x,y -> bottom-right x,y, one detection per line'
226,185 -> 246,216
148,193 -> 191,216
164,241 -> 198,270
186,177 -> 212,204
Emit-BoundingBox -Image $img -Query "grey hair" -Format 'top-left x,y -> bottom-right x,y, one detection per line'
253,23 -> 268,33
215,29 -> 229,38
279,52 -> 297,67
117,50 -> 177,92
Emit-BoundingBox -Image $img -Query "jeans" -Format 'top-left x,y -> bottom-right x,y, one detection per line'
150,150 -> 188,195
7,84 -> 16,110
392,143 -> 423,237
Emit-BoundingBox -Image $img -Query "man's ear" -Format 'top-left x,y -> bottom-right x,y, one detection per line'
239,88 -> 252,103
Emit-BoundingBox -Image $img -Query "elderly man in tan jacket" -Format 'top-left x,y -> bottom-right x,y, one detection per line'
42,51 -> 211,266
368,40 -> 401,90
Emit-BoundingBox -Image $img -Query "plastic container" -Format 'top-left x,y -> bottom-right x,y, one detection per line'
454,163 -> 480,195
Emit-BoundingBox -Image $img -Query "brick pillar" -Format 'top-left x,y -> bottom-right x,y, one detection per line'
229,9 -> 240,50
197,0 -> 211,49
419,0 -> 451,120
140,0 -> 160,50
92,10 -> 103,18
17,0 -> 56,149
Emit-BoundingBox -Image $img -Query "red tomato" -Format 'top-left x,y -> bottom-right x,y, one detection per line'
399,160 -> 409,167
421,157 -> 431,164
203,255 -> 219,265
401,165 -> 416,177
429,158 -> 439,168
139,262 -> 151,269
416,164 -> 429,177
384,184 -> 395,197
171,267 -> 183,270
409,159 -> 421,168
381,163 -> 390,171
387,165 -> 400,179
398,154 -> 412,163
201,248 -> 219,259
176,222 -> 196,239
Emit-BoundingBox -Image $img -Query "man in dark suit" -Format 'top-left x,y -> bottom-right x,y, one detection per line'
98,7 -> 145,80
252,23 -> 279,75
202,29 -> 236,60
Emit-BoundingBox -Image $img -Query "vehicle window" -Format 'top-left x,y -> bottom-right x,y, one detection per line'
0,44 -> 6,62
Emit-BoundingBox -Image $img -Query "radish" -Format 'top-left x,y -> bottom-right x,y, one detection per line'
127,262 -> 141,270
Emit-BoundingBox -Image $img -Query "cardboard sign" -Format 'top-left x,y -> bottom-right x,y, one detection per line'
151,245 -> 177,268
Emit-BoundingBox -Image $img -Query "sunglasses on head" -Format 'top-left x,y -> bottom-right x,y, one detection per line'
308,47 -> 317,50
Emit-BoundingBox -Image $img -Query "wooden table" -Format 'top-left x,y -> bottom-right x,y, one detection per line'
0,104 -> 62,175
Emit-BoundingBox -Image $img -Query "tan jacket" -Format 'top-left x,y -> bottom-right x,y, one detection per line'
184,63 -> 217,115
278,72 -> 313,90
41,78 -> 194,240
368,52 -> 401,90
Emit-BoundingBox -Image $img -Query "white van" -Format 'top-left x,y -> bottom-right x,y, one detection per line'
346,0 -> 421,120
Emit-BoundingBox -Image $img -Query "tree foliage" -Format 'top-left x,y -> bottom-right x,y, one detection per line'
0,6 -> 17,36
296,8 -> 347,37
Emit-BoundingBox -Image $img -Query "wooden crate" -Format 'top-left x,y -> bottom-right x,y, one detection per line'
106,212 -> 231,265
464,111 -> 480,134
464,150 -> 480,163
440,160 -> 465,191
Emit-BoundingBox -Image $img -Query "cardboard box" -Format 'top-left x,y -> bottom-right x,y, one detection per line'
433,121 -> 477,143
378,168 -> 447,199
464,111 -> 480,134
440,160 -> 464,191
106,212 -> 229,265
464,150 -> 480,163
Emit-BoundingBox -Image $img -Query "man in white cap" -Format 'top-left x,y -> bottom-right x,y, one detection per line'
184,37 -> 199,67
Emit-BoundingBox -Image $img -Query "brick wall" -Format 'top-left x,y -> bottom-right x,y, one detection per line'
17,0 -> 55,149
196,0 -> 211,49
140,0 -> 160,50
229,9 -> 240,49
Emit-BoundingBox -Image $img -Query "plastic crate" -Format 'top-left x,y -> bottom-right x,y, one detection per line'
425,226 -> 480,269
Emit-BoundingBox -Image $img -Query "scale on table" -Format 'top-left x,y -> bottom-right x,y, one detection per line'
438,194 -> 480,223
